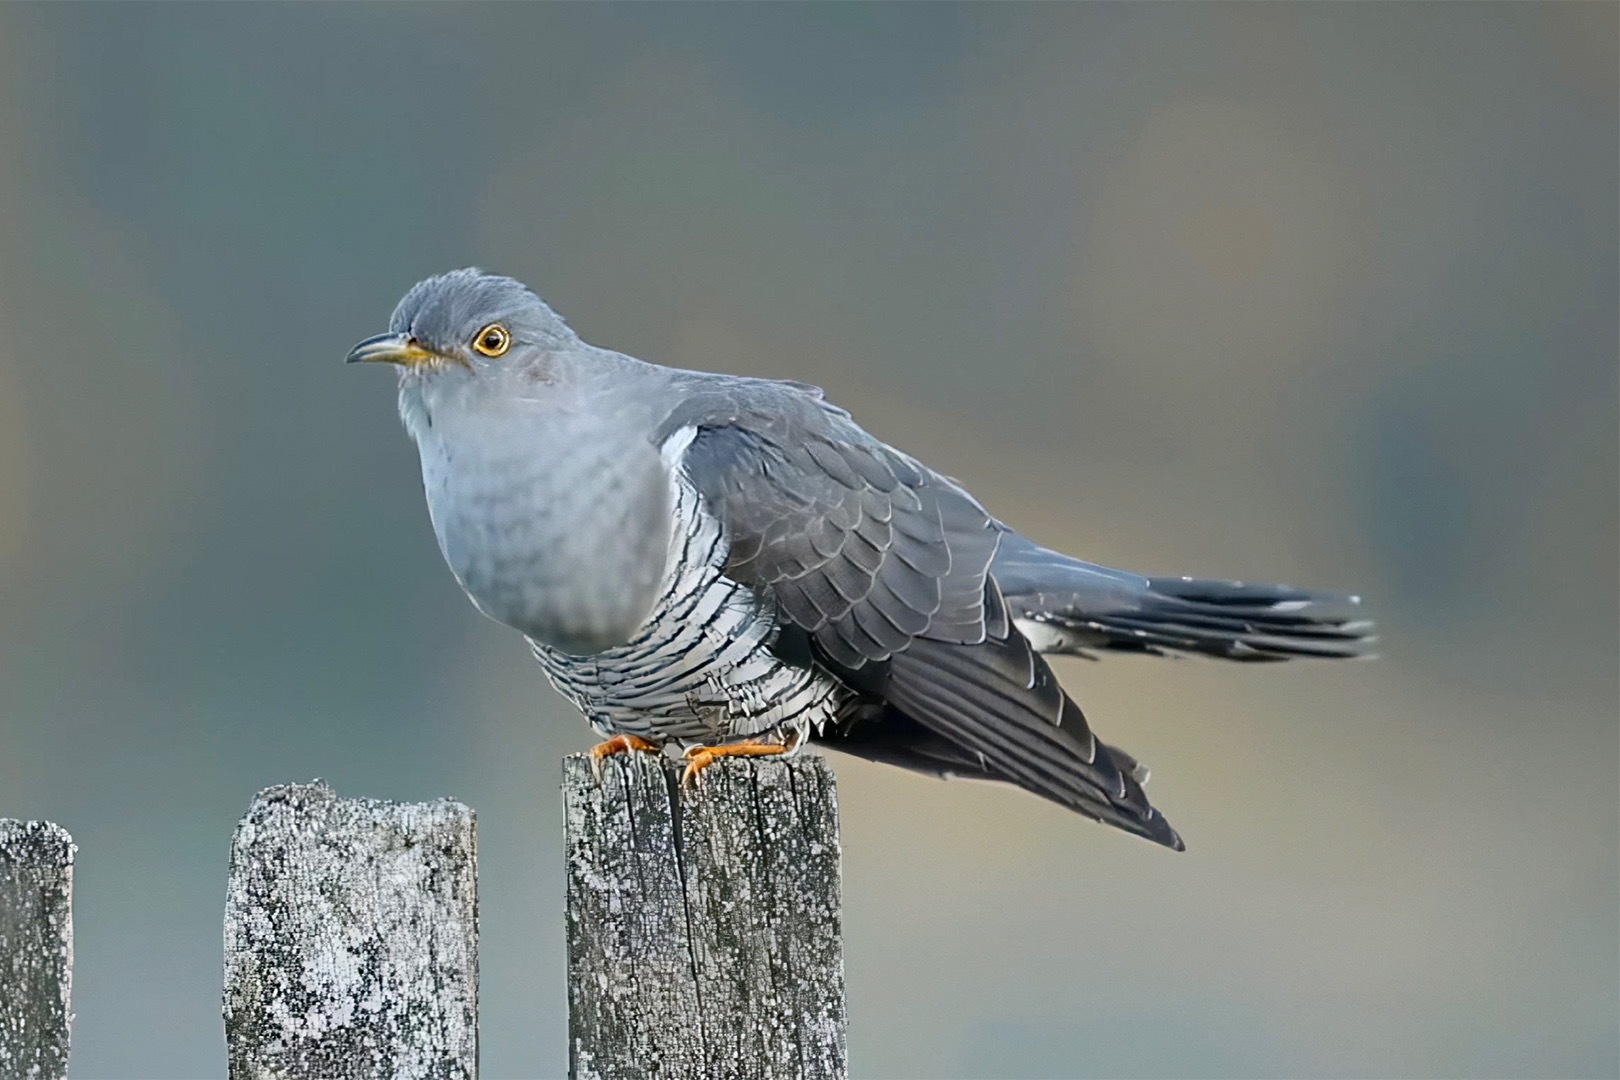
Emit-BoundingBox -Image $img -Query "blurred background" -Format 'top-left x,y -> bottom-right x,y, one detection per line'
0,5 -> 1614,1077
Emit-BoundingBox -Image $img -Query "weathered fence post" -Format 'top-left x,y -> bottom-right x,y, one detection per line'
223,782 -> 478,1080
563,753 -> 846,1080
0,820 -> 74,1080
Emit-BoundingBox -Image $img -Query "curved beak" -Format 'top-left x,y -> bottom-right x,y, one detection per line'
345,332 -> 441,368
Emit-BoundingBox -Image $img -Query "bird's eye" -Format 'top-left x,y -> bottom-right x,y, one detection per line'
473,323 -> 511,357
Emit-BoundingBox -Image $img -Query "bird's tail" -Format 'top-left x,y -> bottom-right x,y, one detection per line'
992,534 -> 1375,662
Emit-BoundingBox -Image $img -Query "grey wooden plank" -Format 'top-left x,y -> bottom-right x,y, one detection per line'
0,819 -> 74,1080
563,753 -> 846,1080
223,782 -> 478,1080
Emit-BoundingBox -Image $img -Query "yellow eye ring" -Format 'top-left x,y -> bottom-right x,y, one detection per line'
472,323 -> 512,357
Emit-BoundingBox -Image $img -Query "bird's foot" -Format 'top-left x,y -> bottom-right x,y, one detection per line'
680,733 -> 801,789
588,734 -> 661,782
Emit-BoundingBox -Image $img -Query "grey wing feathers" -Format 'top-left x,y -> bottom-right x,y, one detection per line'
673,385 -> 1002,669
883,584 -> 1183,848
669,377 -> 1182,849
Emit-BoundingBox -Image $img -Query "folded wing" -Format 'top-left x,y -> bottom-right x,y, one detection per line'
666,378 -> 1182,849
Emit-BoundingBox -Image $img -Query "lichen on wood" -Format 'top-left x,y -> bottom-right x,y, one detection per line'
563,753 -> 846,1080
223,782 -> 477,1080
0,819 -> 74,1080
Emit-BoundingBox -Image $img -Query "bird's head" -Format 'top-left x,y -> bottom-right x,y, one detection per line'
346,268 -> 579,381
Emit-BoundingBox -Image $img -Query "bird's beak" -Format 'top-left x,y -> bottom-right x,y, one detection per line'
345,332 -> 442,368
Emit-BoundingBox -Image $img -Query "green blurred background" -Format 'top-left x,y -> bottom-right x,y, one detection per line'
0,4 -> 1614,1077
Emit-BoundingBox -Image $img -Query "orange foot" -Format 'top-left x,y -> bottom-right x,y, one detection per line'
680,736 -> 800,789
588,734 -> 660,782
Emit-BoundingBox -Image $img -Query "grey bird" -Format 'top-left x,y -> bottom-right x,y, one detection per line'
349,269 -> 1374,850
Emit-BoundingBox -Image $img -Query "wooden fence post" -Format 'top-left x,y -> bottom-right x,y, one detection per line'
0,820 -> 74,1080
223,782 -> 478,1080
563,753 -> 846,1080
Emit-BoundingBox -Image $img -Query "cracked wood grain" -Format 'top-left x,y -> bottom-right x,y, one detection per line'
223,782 -> 478,1080
563,753 -> 846,1080
0,820 -> 74,1080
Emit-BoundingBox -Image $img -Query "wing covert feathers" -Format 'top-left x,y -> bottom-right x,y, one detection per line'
680,394 -> 1002,668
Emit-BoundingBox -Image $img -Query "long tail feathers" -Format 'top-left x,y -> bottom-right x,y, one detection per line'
994,535 -> 1375,662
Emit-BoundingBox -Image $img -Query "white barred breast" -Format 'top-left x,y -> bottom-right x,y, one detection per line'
530,432 -> 851,748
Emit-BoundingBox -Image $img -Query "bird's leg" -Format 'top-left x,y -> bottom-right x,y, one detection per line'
588,733 -> 661,782
680,731 -> 804,789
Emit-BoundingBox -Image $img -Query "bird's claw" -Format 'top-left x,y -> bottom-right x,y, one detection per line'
588,734 -> 660,783
679,739 -> 791,789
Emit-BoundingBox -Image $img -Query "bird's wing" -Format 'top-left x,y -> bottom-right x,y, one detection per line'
662,379 -> 1181,848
